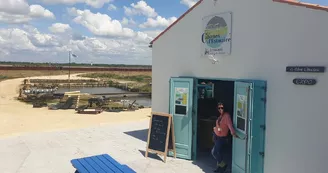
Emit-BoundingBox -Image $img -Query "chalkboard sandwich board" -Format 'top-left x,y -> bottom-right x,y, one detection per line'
145,112 -> 176,163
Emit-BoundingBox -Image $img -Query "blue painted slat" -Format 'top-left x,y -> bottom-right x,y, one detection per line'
91,156 -> 116,173
72,154 -> 135,173
97,155 -> 123,173
83,157 -> 107,173
121,165 -> 136,173
78,158 -> 98,173
102,154 -> 122,167
102,154 -> 126,172
71,159 -> 90,173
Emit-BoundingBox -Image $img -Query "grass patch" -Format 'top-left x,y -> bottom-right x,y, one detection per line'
0,75 -> 8,81
0,70 -> 85,81
78,72 -> 152,93
79,72 -> 151,83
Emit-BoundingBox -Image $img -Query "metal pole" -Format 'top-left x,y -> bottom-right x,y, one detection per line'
68,51 -> 71,91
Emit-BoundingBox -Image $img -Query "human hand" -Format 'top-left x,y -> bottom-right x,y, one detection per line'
233,133 -> 239,138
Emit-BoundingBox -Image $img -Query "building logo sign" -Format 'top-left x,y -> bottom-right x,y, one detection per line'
201,12 -> 232,56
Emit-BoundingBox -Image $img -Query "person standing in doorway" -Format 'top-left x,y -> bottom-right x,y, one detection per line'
212,102 -> 237,173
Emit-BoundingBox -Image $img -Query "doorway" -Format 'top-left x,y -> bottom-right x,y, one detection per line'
169,77 -> 266,173
195,79 -> 235,172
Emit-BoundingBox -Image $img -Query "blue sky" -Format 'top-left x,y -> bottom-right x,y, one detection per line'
0,0 -> 326,65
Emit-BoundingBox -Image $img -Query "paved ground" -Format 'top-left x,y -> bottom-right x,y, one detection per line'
0,120 -> 214,173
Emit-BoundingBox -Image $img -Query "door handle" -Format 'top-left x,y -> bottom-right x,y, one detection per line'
237,135 -> 247,140
239,136 -> 246,140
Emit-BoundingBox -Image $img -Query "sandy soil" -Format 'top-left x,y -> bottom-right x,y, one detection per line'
0,74 -> 151,138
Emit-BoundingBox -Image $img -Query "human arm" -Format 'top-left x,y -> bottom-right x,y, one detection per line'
225,113 -> 238,138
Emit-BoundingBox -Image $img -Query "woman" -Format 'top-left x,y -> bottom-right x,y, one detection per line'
212,102 -> 237,173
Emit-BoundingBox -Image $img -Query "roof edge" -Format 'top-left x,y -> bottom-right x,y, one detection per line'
149,0 -> 203,45
273,0 -> 328,12
150,0 -> 328,45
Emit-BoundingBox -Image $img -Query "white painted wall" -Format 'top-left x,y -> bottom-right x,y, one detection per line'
152,0 -> 328,173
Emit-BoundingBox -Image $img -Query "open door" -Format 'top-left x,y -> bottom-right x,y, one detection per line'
169,77 -> 195,160
232,81 -> 266,173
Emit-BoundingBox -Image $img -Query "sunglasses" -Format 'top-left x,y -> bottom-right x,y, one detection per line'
218,107 -> 224,110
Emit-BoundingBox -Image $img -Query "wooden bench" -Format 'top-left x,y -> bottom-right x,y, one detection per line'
71,154 -> 136,173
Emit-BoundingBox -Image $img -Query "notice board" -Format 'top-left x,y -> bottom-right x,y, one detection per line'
145,112 -> 176,162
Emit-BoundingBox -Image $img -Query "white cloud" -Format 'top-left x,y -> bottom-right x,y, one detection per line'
121,17 -> 136,26
29,5 -> 55,19
0,26 -> 63,54
0,0 -> 30,14
70,8 -> 135,38
180,0 -> 198,8
108,4 -> 117,11
0,26 -> 152,64
49,23 -> 71,33
41,0 -> 113,8
0,2 -> 55,24
124,1 -> 157,18
69,8 -> 152,42
0,12 -> 31,24
139,16 -> 177,28
143,30 -> 162,38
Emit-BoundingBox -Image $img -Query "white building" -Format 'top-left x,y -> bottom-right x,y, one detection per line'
150,0 -> 328,173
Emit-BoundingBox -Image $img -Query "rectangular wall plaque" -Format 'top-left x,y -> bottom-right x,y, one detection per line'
286,66 -> 325,73
293,78 -> 317,85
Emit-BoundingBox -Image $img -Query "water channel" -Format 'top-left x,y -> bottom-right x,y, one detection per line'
55,87 -> 152,107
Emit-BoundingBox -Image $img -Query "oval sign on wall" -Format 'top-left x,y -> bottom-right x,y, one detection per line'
292,78 -> 317,85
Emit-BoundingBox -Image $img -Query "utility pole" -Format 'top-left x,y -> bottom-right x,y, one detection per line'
68,51 -> 71,91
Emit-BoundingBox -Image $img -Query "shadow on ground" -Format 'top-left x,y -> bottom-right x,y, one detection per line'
192,150 -> 232,173
138,150 -> 163,162
191,151 -> 217,173
124,129 -> 148,142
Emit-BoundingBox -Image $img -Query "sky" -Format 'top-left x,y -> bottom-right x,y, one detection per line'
0,0 -> 326,65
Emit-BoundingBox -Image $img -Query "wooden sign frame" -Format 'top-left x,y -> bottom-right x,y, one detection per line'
145,112 -> 176,163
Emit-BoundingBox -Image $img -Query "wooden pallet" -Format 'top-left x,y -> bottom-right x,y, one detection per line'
76,108 -> 103,114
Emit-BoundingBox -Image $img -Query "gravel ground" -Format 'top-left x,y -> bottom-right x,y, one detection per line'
0,120 -> 214,173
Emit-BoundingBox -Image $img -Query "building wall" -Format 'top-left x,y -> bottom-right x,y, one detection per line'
152,0 -> 328,173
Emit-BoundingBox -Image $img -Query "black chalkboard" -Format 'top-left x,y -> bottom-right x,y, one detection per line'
148,114 -> 170,152
146,112 -> 176,162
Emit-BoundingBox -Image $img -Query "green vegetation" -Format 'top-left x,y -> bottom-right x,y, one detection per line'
79,73 -> 151,83
0,70 -> 84,81
0,75 -> 8,79
78,72 -> 152,93
0,75 -> 9,82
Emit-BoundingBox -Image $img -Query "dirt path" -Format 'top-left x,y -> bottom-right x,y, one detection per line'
0,74 -> 151,138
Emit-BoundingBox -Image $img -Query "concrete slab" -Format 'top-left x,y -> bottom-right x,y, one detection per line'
0,120 -> 214,173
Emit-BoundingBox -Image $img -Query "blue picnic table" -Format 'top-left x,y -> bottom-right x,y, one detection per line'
71,154 -> 136,173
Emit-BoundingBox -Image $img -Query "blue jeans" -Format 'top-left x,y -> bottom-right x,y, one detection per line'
211,135 -> 227,164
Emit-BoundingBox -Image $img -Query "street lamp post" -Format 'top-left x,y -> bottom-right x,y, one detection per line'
68,51 -> 71,91
68,51 -> 77,91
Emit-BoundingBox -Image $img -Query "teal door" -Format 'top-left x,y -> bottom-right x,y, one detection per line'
169,77 -> 195,160
232,81 -> 266,173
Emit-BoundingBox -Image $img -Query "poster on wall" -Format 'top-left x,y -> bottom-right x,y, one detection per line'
201,12 -> 232,56
237,94 -> 247,118
175,88 -> 188,106
174,88 -> 188,115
